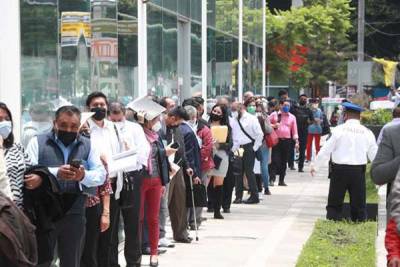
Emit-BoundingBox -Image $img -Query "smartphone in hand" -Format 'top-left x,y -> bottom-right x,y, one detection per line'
70,159 -> 82,169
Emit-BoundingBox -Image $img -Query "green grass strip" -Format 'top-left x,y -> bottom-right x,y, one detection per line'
296,220 -> 377,267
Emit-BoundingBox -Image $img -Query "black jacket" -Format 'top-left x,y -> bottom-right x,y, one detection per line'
23,166 -> 76,264
293,104 -> 313,133
179,123 -> 202,179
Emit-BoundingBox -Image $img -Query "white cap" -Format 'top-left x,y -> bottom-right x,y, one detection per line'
126,96 -> 166,123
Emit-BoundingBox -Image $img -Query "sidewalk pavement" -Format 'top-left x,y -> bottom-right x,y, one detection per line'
118,164 -> 330,267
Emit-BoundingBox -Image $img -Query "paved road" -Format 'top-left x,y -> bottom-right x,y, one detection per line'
118,164 -> 330,267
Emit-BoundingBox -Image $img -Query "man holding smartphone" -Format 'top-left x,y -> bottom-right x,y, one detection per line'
159,101 -> 194,243
26,105 -> 106,267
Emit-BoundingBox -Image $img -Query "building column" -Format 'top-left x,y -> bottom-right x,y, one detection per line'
0,0 -> 21,140
201,0 -> 207,102
238,0 -> 243,102
262,0 -> 266,97
138,0 -> 148,97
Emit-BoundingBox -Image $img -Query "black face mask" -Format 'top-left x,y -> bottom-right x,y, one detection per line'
90,107 -> 107,121
299,100 -> 307,106
57,130 -> 77,147
210,113 -> 223,122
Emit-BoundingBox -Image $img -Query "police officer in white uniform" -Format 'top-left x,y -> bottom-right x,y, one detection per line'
311,102 -> 378,222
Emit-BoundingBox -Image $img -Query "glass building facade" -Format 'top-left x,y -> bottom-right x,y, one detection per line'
4,0 -> 264,141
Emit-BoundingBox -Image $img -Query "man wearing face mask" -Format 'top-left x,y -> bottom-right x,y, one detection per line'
107,102 -> 150,267
180,106 -> 203,211
26,105 -> 106,267
231,97 -> 264,204
293,94 -> 313,172
21,102 -> 53,148
183,98 -> 213,227
269,100 -> 299,186
311,102 -> 377,222
84,92 -> 123,267
158,103 -> 194,243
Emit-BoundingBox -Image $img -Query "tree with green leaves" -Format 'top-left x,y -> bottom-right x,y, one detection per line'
267,0 -> 354,96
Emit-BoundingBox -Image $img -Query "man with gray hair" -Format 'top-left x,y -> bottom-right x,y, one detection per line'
180,106 -> 202,227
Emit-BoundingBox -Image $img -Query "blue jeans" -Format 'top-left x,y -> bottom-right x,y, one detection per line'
260,143 -> 270,189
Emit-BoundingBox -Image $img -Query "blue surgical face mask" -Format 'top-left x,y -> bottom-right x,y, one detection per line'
0,121 -> 12,139
282,106 -> 290,113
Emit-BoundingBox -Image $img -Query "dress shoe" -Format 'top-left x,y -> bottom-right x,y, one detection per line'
264,188 -> 271,195
290,166 -> 296,171
243,195 -> 259,204
174,237 -> 192,243
233,198 -> 242,204
278,182 -> 288,186
207,207 -> 214,213
223,208 -> 231,213
298,169 -> 304,173
214,212 -> 224,219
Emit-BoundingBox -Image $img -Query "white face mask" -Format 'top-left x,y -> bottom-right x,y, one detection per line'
152,121 -> 162,132
114,121 -> 125,130
0,121 -> 12,139
31,121 -> 52,134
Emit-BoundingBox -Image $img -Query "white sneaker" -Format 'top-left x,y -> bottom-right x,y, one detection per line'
158,237 -> 175,248
258,192 -> 264,200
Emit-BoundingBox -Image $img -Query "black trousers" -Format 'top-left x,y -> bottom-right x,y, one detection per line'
38,214 -> 86,267
297,131 -> 308,171
81,204 -> 102,267
270,139 -> 292,183
236,143 -> 258,196
98,175 -> 143,267
288,140 -> 295,168
223,159 -> 235,209
326,164 -> 366,222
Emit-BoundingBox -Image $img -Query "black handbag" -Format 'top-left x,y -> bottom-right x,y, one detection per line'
186,184 -> 207,208
118,170 -> 143,209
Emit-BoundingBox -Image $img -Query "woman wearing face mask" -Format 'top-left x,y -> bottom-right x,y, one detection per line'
208,104 -> 233,219
255,102 -> 273,195
306,99 -> 323,162
135,102 -> 171,267
0,103 -> 32,209
269,100 -> 298,186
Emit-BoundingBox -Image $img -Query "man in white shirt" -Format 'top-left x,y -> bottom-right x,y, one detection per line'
84,92 -> 123,267
232,98 -> 264,204
108,102 -> 151,265
311,102 -> 378,222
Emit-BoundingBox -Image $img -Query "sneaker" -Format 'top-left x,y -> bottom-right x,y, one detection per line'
158,237 -> 175,248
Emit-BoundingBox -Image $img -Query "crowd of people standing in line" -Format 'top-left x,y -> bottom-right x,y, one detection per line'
0,89 -> 330,267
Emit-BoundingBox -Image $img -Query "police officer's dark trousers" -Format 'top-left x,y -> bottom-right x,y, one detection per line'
326,164 -> 366,222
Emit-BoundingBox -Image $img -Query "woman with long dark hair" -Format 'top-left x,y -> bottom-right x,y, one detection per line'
0,103 -> 32,209
208,104 -> 232,219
